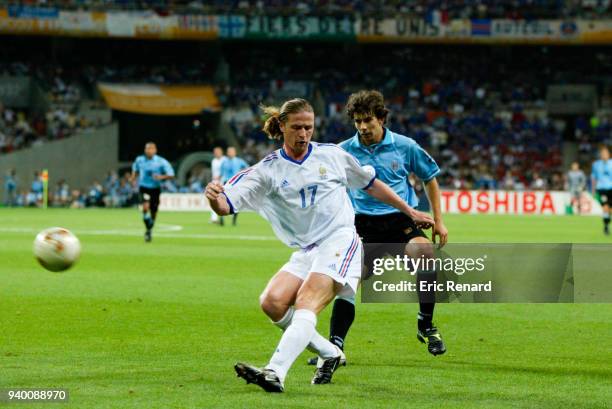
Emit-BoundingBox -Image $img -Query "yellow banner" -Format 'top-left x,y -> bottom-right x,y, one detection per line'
98,83 -> 221,115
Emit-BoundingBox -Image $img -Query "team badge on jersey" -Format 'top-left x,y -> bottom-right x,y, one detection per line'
319,166 -> 328,180
391,160 -> 400,171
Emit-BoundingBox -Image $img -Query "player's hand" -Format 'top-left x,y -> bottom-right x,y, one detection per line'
205,181 -> 224,201
409,209 -> 435,230
432,220 -> 449,249
153,174 -> 164,181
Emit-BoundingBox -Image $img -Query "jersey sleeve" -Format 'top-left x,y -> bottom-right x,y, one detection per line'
131,157 -> 141,173
223,165 -> 268,213
162,159 -> 175,177
404,139 -> 440,182
340,150 -> 376,189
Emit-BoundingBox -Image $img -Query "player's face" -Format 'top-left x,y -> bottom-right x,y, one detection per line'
281,111 -> 315,157
600,148 -> 610,160
227,147 -> 236,158
145,144 -> 157,158
353,113 -> 384,146
213,147 -> 223,158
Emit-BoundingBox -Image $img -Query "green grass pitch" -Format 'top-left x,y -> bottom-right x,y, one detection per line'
1,208 -> 611,408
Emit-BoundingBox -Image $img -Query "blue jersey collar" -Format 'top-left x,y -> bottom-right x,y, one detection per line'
351,128 -> 393,150
280,143 -> 313,165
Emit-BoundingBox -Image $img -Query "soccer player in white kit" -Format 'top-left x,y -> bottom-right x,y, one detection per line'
206,99 -> 433,393
209,147 -> 225,224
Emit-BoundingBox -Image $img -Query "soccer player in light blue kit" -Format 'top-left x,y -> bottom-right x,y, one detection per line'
219,146 -> 248,226
316,90 -> 449,361
131,142 -> 175,242
591,145 -> 612,235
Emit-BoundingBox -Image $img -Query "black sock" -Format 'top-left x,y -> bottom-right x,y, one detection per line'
604,215 -> 610,227
417,269 -> 436,331
417,308 -> 435,331
232,214 -> 238,226
329,298 -> 355,350
143,212 -> 153,230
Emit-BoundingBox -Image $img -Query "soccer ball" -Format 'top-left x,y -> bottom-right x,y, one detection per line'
33,227 -> 81,272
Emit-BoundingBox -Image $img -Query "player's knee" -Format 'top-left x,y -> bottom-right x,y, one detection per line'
406,237 -> 434,259
259,289 -> 289,319
294,283 -> 334,314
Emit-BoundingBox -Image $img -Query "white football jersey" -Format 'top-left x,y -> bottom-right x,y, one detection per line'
211,156 -> 225,180
223,143 -> 375,248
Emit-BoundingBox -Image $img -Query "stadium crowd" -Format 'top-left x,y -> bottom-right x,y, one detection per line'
2,43 -> 611,194
5,0 -> 612,19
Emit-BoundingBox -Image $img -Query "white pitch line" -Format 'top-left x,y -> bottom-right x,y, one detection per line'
0,226 -> 277,241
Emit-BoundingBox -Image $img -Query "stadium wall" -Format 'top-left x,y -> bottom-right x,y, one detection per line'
159,190 -> 603,216
0,123 -> 119,201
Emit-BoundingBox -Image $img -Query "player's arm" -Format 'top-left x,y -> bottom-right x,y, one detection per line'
207,165 -> 265,216
365,179 -> 434,228
205,182 -> 231,215
154,160 -> 175,181
407,140 -> 448,247
341,149 -> 433,227
424,177 -> 448,247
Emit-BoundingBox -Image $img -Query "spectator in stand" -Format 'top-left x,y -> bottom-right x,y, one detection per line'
4,169 -> 17,206
30,171 -> 44,207
53,179 -> 71,207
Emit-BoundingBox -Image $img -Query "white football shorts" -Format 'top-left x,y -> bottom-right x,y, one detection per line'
280,227 -> 362,297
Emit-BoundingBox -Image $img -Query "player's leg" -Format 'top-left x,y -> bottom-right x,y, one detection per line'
598,190 -> 610,235
319,217 -> 372,359
236,273 -> 341,392
407,236 -> 446,355
144,188 -> 160,241
264,272 -> 341,386
237,230 -> 359,391
575,192 -> 579,214
232,213 -> 238,226
322,215 -> 408,362
139,188 -> 154,242
320,243 -> 381,357
210,209 -> 219,223
149,188 -> 160,225
308,293 -> 355,366
260,257 -> 344,358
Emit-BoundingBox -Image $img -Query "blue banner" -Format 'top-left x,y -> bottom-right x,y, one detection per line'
8,5 -> 59,19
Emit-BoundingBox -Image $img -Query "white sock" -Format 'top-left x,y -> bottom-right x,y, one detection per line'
266,309 -> 316,382
273,307 -> 337,359
309,332 -> 339,359
210,211 -> 218,222
272,307 -> 294,330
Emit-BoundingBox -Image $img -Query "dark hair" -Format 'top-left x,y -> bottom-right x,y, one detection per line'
345,90 -> 389,123
261,98 -> 314,140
